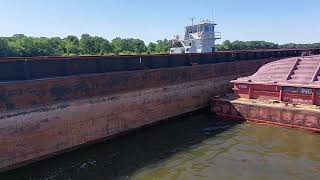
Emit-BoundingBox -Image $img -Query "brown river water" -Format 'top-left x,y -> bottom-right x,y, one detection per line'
1,110 -> 319,180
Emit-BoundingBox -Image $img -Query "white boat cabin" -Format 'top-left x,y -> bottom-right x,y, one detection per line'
170,21 -> 221,54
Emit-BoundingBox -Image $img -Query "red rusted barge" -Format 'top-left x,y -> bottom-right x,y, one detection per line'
0,49 -> 319,172
211,55 -> 320,132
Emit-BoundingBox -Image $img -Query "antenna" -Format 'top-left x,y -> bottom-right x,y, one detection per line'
189,17 -> 195,26
211,8 -> 214,23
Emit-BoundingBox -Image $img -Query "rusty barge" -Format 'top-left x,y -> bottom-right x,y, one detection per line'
211,54 -> 320,132
0,49 -> 319,172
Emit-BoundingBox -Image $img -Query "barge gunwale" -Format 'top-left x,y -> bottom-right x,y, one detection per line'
0,57 -> 274,85
0,49 -> 316,83
0,48 -> 314,62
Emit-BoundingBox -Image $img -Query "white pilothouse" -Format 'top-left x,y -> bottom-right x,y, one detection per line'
170,20 -> 221,54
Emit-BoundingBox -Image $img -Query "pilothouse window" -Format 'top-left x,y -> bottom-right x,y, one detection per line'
192,26 -> 197,33
204,26 -> 210,32
209,26 -> 214,32
186,26 -> 198,34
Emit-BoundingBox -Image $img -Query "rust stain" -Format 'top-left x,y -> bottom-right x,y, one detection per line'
211,98 -> 320,132
0,58 -> 278,172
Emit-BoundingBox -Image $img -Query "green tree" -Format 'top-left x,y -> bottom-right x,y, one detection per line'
37,37 -> 64,56
111,38 -> 146,55
2,34 -> 319,57
0,38 -> 10,57
64,35 -> 80,55
111,37 -> 124,55
79,34 -> 95,55
147,42 -> 157,53
126,38 -> 146,54
92,36 -> 112,55
218,40 -> 232,51
217,40 -> 279,51
155,39 -> 171,53
99,38 -> 112,55
12,36 -> 38,56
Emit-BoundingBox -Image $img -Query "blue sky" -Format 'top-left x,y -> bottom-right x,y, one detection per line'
0,0 -> 319,44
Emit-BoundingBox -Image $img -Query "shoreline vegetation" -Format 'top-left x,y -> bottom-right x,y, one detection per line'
0,34 -> 319,57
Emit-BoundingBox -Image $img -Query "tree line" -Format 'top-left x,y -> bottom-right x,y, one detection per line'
0,34 -> 171,57
217,40 -> 320,51
0,34 -> 319,57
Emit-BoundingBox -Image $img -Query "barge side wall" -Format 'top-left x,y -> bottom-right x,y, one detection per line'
211,99 -> 320,132
0,59 -> 273,172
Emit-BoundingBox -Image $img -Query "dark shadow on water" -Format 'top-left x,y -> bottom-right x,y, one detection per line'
0,108 -> 241,180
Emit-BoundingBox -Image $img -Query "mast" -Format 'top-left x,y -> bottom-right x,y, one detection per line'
189,17 -> 195,26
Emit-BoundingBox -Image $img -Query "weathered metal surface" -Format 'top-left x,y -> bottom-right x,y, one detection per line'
211,98 -> 320,132
0,60 -> 266,113
233,55 -> 320,86
0,49 -> 317,82
0,58 -> 273,172
233,55 -> 320,105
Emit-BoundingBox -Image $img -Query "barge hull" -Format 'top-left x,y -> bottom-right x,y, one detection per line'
211,99 -> 320,132
0,59 -> 272,172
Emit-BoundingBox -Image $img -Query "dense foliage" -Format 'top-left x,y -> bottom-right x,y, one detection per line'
0,34 -> 319,57
0,34 -> 171,57
217,40 -> 320,51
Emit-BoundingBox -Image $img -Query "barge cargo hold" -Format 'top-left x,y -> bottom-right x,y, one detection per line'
211,55 -> 320,132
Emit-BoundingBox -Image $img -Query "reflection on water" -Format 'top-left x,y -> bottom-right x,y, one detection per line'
1,110 -> 319,180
